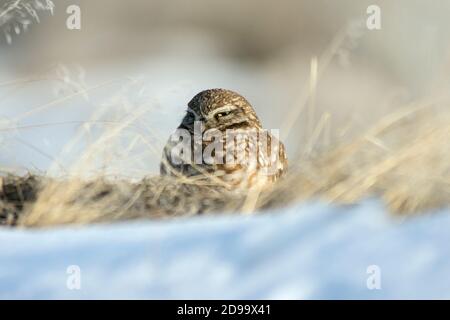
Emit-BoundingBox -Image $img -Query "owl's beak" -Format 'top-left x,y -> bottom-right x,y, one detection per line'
186,107 -> 202,120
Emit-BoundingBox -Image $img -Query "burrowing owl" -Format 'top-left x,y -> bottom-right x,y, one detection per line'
160,89 -> 287,188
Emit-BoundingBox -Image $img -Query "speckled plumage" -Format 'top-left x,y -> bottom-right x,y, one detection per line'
160,89 -> 287,188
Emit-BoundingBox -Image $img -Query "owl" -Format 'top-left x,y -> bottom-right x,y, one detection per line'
160,89 -> 287,188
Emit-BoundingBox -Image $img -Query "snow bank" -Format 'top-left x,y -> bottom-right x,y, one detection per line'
0,200 -> 449,299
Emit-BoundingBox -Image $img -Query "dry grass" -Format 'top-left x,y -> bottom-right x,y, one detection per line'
264,103 -> 450,215
0,0 -> 54,44
0,100 -> 449,228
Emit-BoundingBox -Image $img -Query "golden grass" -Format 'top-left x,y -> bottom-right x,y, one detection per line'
0,101 -> 448,228
265,104 -> 450,215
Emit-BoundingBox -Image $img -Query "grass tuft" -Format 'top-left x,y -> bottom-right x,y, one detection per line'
0,0 -> 54,44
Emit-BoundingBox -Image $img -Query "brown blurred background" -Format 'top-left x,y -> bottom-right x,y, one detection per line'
1,0 -> 449,175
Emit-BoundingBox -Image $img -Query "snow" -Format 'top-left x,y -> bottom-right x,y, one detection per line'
1,200 -> 449,299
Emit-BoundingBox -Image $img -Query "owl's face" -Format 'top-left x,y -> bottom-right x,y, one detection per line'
181,89 -> 262,132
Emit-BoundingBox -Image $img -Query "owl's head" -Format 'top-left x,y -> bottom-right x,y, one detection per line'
180,89 -> 262,131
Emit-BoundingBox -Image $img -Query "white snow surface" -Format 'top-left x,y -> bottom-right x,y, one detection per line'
0,200 -> 449,299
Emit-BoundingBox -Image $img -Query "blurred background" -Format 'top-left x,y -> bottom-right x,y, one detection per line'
1,0 -> 449,178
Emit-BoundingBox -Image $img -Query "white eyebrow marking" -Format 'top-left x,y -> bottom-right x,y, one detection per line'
207,104 -> 238,119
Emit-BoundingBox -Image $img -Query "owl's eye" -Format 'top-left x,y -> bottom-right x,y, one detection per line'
215,111 -> 232,120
